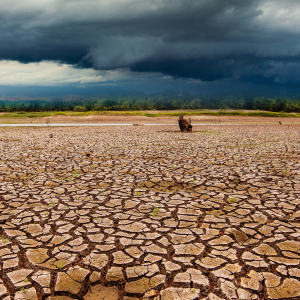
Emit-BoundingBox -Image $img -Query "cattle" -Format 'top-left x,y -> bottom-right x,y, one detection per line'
178,115 -> 192,132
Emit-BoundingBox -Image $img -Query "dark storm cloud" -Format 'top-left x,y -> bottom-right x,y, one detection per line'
1,0 -> 300,85
130,59 -> 233,81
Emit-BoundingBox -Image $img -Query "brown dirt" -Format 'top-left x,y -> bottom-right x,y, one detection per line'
1,113 -> 300,125
0,125 -> 300,299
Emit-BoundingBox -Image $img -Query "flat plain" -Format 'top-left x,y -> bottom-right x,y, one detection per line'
1,112 -> 300,125
0,124 -> 300,299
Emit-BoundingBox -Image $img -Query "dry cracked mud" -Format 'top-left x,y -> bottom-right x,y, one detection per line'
0,125 -> 300,300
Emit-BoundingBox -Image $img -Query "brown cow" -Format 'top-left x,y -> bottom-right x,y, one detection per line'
178,115 -> 192,132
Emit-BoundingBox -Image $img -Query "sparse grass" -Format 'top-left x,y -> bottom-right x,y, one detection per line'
0,111 -> 96,119
135,191 -> 141,196
1,110 -> 300,120
198,130 -> 220,135
23,278 -> 29,283
66,171 -> 79,182
99,110 -> 300,118
21,287 -> 27,293
56,262 -> 64,268
152,206 -> 160,217
281,168 -> 290,176
0,235 -> 8,243
229,198 -> 237,203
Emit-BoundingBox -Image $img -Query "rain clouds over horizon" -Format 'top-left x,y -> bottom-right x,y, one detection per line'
1,0 -> 300,94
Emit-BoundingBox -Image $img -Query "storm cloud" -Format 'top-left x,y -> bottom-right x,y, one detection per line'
1,0 -> 300,86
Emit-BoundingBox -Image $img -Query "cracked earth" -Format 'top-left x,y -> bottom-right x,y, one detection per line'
0,125 -> 300,300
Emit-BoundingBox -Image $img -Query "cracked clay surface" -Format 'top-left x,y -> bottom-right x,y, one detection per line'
0,125 -> 300,299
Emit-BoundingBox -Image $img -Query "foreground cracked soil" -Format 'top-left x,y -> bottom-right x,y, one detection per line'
0,125 -> 300,300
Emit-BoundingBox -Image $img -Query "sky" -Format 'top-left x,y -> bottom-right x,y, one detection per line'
1,0 -> 300,97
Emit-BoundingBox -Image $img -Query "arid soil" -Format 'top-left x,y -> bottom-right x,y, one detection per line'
1,114 -> 300,125
0,125 -> 300,299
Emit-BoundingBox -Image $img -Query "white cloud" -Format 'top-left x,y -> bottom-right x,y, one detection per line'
0,60 -> 109,85
257,1 -> 300,32
0,60 -> 164,86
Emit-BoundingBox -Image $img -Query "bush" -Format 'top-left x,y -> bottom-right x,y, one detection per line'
73,105 -> 86,112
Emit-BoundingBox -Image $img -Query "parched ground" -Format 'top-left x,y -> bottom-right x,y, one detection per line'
1,113 -> 300,125
0,125 -> 300,300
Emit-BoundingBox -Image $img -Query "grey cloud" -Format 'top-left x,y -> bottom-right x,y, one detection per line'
0,0 -> 300,85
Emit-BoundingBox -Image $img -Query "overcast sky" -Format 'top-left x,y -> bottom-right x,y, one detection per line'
1,0 -> 300,95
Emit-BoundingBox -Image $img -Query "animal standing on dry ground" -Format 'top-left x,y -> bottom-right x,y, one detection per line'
178,115 -> 192,132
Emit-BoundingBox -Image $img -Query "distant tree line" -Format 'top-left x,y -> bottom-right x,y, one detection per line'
1,94 -> 300,112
